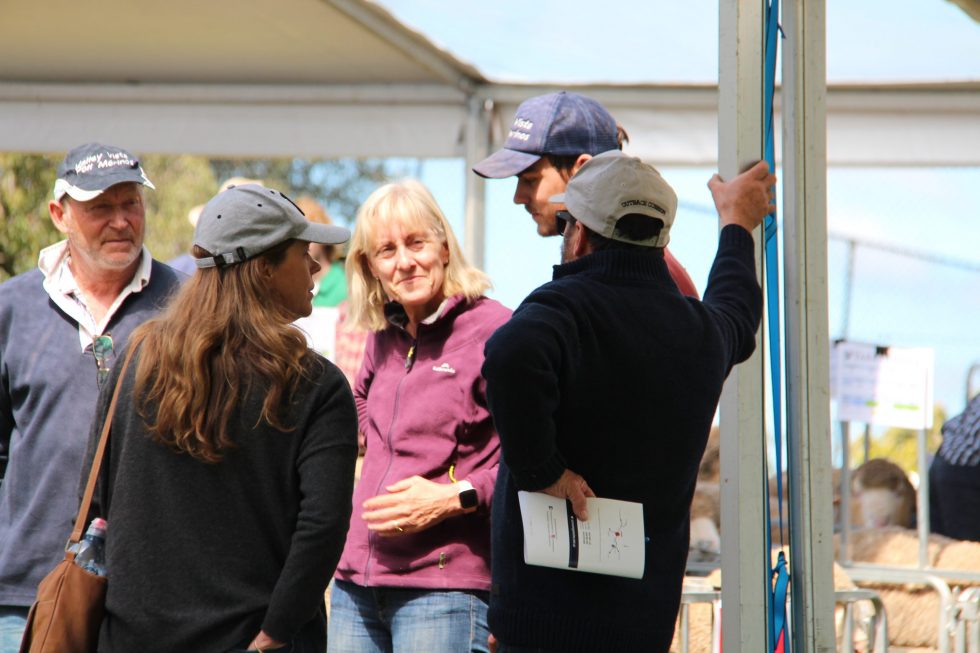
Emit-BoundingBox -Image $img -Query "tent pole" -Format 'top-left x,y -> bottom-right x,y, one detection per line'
718,0 -> 769,649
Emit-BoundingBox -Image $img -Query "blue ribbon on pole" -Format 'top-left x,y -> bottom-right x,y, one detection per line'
763,1 -> 790,651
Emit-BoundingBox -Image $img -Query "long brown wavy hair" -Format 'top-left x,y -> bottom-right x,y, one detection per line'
129,241 -> 317,462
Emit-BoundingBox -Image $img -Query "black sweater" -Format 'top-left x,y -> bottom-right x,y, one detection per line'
481,225 -> 762,652
82,349 -> 358,653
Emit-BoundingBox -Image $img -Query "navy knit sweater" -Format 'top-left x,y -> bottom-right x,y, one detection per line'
482,225 -> 762,652
0,261 -> 181,607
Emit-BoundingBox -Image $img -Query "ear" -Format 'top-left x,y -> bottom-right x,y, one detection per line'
570,221 -> 592,258
49,200 -> 70,235
256,256 -> 275,279
364,256 -> 380,280
441,240 -> 449,265
570,153 -> 592,176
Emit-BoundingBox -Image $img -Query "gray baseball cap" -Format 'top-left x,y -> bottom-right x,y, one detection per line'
550,150 -> 676,248
193,184 -> 350,268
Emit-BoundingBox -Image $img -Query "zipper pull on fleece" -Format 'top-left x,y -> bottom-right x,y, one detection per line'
405,343 -> 417,370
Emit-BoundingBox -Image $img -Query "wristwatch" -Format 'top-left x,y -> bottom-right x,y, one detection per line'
457,480 -> 478,512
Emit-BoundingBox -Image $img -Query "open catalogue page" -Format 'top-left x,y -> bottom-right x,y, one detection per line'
517,491 -> 646,579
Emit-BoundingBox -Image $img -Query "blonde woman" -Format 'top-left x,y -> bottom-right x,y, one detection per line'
81,184 -> 358,653
329,180 -> 510,653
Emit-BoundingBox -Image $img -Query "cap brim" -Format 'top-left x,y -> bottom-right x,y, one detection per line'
297,222 -> 351,246
472,149 -> 542,179
53,173 -> 156,201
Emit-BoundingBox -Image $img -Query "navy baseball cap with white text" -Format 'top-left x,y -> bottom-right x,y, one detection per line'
53,143 -> 155,201
472,92 -> 619,179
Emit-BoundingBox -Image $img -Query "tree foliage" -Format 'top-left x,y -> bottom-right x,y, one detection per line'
848,404 -> 947,474
209,158 -> 413,226
140,154 -> 217,262
0,154 -> 61,281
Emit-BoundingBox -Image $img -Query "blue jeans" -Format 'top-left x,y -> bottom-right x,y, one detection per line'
327,580 -> 489,653
0,606 -> 29,653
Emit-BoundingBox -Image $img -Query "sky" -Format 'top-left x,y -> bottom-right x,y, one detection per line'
377,0 -> 980,84
368,0 -> 980,424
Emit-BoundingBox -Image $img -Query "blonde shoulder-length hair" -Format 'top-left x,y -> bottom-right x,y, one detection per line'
130,241 -> 317,463
345,179 -> 491,332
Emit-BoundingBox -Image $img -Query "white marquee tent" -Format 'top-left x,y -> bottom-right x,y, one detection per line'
2,0 -> 977,267
2,1 -> 978,650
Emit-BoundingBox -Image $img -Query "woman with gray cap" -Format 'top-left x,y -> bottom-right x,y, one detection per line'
79,184 -> 358,653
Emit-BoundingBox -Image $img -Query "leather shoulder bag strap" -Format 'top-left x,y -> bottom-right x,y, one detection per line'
68,344 -> 138,545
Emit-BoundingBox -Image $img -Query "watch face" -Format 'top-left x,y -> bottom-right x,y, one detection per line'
459,487 -> 479,510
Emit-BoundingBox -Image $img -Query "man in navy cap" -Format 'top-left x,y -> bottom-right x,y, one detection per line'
0,143 -> 182,650
473,91 -> 699,297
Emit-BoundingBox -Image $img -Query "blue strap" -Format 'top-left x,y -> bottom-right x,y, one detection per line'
763,1 -> 790,652
764,0 -> 783,541
772,550 -> 791,649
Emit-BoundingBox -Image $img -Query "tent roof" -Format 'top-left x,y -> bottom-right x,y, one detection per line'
0,0 -> 486,87
0,0 -> 977,167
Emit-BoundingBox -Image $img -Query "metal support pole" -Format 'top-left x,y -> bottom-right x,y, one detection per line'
840,420 -> 852,564
967,362 -> 980,403
841,239 -> 856,338
782,0 -> 837,651
863,423 -> 872,464
918,427 -> 932,569
463,95 -> 490,270
718,1 -> 768,650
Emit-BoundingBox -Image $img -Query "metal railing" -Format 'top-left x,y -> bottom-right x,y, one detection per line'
676,585 -> 887,653
954,587 -> 980,653
846,566 -> 957,653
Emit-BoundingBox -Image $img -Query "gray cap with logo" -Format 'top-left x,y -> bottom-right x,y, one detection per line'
550,150 -> 677,248
193,184 -> 350,268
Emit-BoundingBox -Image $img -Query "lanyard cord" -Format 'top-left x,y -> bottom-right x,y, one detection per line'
763,1 -> 791,652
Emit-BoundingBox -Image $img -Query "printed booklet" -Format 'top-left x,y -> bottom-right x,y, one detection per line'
517,491 -> 645,579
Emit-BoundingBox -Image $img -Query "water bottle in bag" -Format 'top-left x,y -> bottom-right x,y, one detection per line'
73,517 -> 107,576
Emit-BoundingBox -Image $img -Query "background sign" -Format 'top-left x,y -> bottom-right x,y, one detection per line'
830,340 -> 934,429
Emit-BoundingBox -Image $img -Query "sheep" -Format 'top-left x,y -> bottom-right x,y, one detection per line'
671,554 -> 871,653
850,458 -> 916,529
692,448 -> 915,558
839,527 -> 980,650
688,433 -> 976,650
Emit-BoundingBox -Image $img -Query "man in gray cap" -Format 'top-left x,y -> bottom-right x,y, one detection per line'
473,90 -> 699,297
0,143 -> 182,650
481,152 -> 775,653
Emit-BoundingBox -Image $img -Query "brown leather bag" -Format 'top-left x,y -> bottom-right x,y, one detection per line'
19,347 -> 135,653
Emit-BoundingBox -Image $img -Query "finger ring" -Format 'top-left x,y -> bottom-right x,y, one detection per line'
396,523 -> 404,532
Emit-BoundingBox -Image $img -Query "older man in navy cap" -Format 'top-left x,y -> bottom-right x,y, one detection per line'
0,143 -> 182,650
473,91 -> 699,297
